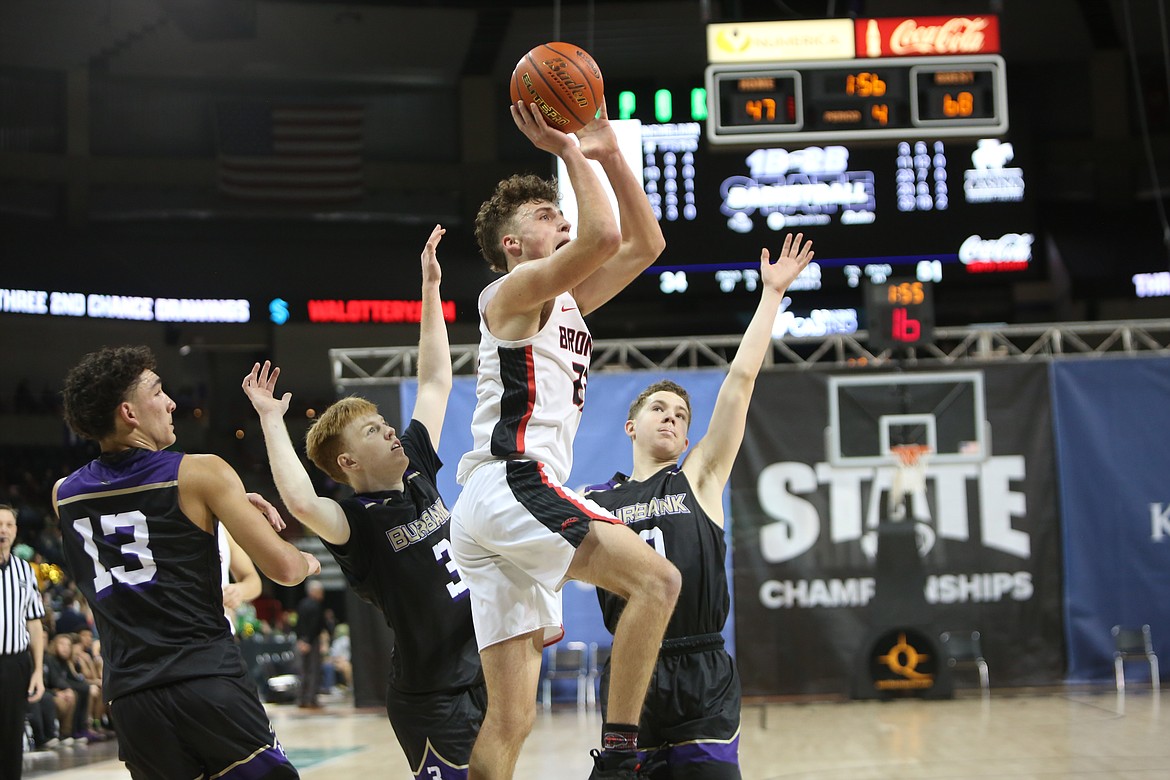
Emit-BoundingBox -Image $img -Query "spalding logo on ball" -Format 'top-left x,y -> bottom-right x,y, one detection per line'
510,42 -> 604,134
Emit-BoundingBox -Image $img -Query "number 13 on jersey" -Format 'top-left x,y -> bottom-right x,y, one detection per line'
73,512 -> 158,595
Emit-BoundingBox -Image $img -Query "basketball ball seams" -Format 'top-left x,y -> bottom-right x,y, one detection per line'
515,55 -> 576,130
510,41 -> 603,134
528,49 -> 593,128
538,43 -> 600,105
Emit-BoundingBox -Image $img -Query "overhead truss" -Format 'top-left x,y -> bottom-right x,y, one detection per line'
331,318 -> 1170,387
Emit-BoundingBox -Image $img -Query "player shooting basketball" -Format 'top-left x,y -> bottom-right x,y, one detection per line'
450,91 -> 681,780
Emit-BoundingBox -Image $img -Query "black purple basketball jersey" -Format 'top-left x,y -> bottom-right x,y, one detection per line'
323,419 -> 480,694
56,448 -> 243,701
586,466 -> 730,638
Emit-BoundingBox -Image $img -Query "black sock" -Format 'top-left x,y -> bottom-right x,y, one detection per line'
601,722 -> 640,752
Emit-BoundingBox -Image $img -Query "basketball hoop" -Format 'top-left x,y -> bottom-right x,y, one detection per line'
888,444 -> 931,519
890,444 -> 931,469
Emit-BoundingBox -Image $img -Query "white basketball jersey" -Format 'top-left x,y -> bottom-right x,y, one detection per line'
457,276 -> 593,486
217,524 -> 236,634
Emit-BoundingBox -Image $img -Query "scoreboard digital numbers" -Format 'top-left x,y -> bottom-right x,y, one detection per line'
865,279 -> 935,351
707,55 -> 1007,144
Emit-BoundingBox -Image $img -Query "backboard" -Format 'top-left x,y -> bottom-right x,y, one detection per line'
826,371 -> 988,467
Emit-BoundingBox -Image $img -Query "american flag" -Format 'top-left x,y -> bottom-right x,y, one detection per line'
215,102 -> 364,203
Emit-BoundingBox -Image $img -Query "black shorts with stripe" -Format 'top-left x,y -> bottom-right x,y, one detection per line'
601,643 -> 742,778
110,673 -> 297,780
386,681 -> 488,778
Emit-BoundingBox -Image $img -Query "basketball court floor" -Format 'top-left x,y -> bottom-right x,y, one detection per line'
24,688 -> 1167,779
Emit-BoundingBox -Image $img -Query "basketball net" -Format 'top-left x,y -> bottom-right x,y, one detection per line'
888,444 -> 931,520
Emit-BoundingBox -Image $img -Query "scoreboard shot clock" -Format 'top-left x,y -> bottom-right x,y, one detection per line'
706,55 -> 1007,144
866,279 -> 935,352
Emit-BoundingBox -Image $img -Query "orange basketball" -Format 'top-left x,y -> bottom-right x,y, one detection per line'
510,42 -> 604,134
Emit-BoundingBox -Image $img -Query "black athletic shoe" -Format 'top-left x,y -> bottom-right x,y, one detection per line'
588,748 -> 643,779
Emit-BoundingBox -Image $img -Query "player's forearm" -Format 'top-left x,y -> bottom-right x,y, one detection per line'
257,413 -> 322,519
416,278 -> 452,395
562,147 -> 621,261
598,151 -> 665,263
729,287 -> 786,384
231,570 -> 263,603
256,414 -> 348,544
264,543 -> 314,586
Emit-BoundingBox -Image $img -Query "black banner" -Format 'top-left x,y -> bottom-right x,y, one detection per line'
731,363 -> 1063,696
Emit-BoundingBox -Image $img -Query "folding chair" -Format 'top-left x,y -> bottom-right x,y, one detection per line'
940,630 -> 989,696
1112,624 -> 1160,693
541,641 -> 589,711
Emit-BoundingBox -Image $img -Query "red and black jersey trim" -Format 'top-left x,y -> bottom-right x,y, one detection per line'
505,460 -> 619,548
491,345 -> 536,459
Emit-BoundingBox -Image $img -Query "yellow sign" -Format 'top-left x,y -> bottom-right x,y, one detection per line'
707,19 -> 855,63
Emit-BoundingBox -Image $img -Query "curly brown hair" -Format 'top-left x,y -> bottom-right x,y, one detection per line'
474,173 -> 560,273
628,379 -> 692,422
62,345 -> 156,441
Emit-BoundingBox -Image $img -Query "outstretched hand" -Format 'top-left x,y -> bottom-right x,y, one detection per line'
760,233 -> 815,294
422,223 -> 444,286
575,98 -> 618,162
510,100 -> 576,156
242,361 -> 291,418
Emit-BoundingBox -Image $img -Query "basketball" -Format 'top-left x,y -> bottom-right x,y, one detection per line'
510,42 -> 604,134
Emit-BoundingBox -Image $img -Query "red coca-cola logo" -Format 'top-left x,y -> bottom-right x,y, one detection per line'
891,17 -> 990,55
855,15 -> 1001,58
959,233 -> 1033,273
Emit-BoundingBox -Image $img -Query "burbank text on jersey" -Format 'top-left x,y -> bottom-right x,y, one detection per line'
385,497 -> 450,552
609,493 -> 690,524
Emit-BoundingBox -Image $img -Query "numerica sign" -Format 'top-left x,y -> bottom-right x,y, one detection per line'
856,16 -> 1001,59
706,16 -> 1000,64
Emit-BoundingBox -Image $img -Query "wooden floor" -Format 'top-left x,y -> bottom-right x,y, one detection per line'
25,689 -> 1168,779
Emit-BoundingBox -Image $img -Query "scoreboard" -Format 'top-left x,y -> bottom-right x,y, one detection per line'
559,14 -> 1037,333
866,279 -> 936,351
559,115 -> 1039,332
707,55 -> 1008,144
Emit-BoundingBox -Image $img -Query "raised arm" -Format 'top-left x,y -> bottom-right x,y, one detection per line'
178,454 -> 320,586
486,101 -> 621,339
571,101 -> 666,315
682,233 -> 815,523
243,362 -> 350,545
411,224 -> 452,449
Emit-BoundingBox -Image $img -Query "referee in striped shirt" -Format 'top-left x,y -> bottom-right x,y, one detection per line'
0,503 -> 45,780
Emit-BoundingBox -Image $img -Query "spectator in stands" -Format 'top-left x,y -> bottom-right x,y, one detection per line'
53,591 -> 88,634
71,630 -> 107,736
74,627 -> 101,676
294,580 -> 326,709
329,623 -> 352,691
44,633 -> 97,744
26,674 -> 60,750
34,516 -> 63,567
37,591 -> 55,636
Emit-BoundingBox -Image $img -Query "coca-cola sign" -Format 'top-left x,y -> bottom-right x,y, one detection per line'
855,16 -> 1000,58
959,233 -> 1033,273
